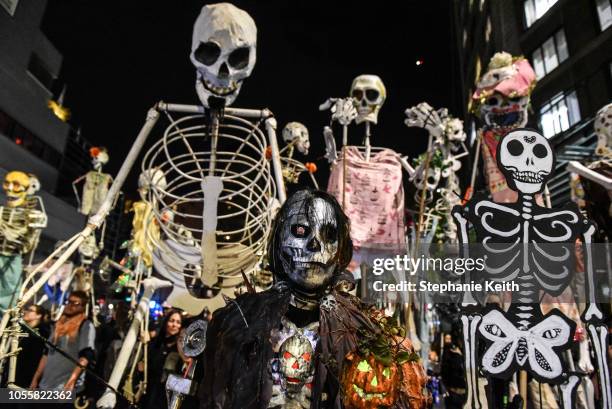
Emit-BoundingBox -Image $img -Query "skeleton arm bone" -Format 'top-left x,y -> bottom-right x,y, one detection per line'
71,174 -> 87,210
398,155 -> 415,177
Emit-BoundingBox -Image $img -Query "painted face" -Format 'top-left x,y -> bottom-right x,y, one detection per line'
279,333 -> 314,391
280,197 -> 339,293
350,75 -> 386,125
480,92 -> 529,133
166,312 -> 182,337
498,129 -> 554,194
3,171 -> 30,208
190,3 -> 257,108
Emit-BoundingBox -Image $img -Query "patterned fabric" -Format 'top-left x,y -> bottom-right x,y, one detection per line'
481,130 -> 518,203
80,171 -> 112,216
327,147 -> 405,248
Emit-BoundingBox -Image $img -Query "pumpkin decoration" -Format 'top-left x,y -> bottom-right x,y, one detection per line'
342,351 -> 399,408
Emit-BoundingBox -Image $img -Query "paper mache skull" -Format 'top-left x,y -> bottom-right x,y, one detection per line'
279,331 -> 315,392
350,75 -> 386,125
497,128 -> 554,194
190,2 -> 257,108
472,52 -> 536,134
138,168 -> 167,199
594,102 -> 612,157
268,189 -> 352,301
3,171 -> 31,208
282,122 -> 310,155
90,147 -> 109,171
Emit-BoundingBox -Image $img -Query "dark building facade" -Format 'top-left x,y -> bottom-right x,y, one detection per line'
452,0 -> 612,205
0,0 -> 86,256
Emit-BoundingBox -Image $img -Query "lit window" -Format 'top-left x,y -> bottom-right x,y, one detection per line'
539,91 -> 581,138
531,30 -> 568,79
524,0 -> 558,28
596,0 -> 612,31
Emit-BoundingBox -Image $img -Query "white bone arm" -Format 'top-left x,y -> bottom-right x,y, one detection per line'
567,161 -> 612,190
398,155 -> 415,177
71,174 -> 87,210
97,277 -> 172,409
265,117 -> 286,203
323,126 -> 337,164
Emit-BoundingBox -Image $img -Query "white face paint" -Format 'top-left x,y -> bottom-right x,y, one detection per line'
350,74 -> 386,124
480,92 -> 529,133
280,198 -> 338,292
282,122 -> 310,155
498,129 -> 553,194
190,3 -> 257,108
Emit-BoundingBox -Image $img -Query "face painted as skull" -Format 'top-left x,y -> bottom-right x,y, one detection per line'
350,75 -> 386,125
498,129 -> 554,194
480,92 -> 529,133
3,171 -> 30,208
190,3 -> 257,108
282,122 -> 310,155
280,197 -> 339,293
279,333 -> 314,391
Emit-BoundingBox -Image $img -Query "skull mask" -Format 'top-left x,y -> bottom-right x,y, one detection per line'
190,3 -> 257,108
3,171 -> 30,208
498,129 -> 554,194
480,92 -> 529,133
282,122 -> 310,155
414,167 -> 441,191
269,190 -> 351,299
350,75 -> 386,125
279,333 -> 314,391
90,147 -> 109,171
444,118 -> 466,143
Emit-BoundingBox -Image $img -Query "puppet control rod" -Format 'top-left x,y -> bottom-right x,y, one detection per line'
0,102 -> 286,387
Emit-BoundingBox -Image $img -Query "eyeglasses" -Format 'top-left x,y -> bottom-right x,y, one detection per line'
25,307 -> 39,313
64,300 -> 83,306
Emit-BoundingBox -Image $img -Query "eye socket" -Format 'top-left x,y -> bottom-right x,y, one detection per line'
290,224 -> 311,238
507,140 -> 524,156
194,41 -> 221,66
228,47 -> 250,69
352,89 -> 364,100
365,89 -> 380,102
382,367 -> 391,378
357,360 -> 372,372
301,352 -> 311,362
533,143 -> 548,159
486,96 -> 499,106
508,96 -> 522,103
320,223 -> 338,242
283,351 -> 293,359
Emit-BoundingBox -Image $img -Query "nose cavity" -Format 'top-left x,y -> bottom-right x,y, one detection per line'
361,98 -> 368,107
526,156 -> 535,166
218,62 -> 229,79
307,236 -> 321,252
292,360 -> 299,369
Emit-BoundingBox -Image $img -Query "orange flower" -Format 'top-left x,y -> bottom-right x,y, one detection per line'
90,147 -> 101,158
265,146 -> 272,160
305,162 -> 317,173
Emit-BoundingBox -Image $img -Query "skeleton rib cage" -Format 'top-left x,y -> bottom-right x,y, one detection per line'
141,104 -> 280,288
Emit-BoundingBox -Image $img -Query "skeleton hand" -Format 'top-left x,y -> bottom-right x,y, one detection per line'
320,98 -> 357,126
404,102 -> 444,139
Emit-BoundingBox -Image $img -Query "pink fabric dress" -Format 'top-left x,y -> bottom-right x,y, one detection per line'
327,146 -> 405,250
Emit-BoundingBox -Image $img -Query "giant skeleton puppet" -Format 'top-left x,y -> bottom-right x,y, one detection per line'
451,128 -> 611,409
200,189 -> 429,409
94,3 -> 286,407
0,171 -> 47,311
472,52 -> 536,203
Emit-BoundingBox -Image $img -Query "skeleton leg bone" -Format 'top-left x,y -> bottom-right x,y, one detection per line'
201,176 -> 223,287
461,314 -> 486,409
97,277 -> 172,409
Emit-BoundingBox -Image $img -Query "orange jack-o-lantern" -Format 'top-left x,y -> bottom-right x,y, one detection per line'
342,352 -> 399,408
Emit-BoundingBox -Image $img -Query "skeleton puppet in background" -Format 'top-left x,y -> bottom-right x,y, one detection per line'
451,129 -> 605,409
73,147 -> 113,216
280,122 -> 318,188
200,189 -> 428,408
472,52 -> 536,203
0,171 -> 47,310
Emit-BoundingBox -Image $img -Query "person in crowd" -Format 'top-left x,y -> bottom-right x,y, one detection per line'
141,309 -> 186,409
441,333 -> 467,409
30,291 -> 95,392
13,304 -> 50,388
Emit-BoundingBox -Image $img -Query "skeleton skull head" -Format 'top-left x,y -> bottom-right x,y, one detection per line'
282,122 -> 310,155
279,333 -> 314,390
90,147 -> 109,171
414,167 -> 441,191
3,171 -> 30,208
444,117 -> 466,143
350,75 -> 386,125
498,129 -> 554,194
594,103 -> 612,157
138,168 -> 167,200
480,93 -> 529,133
190,3 -> 257,108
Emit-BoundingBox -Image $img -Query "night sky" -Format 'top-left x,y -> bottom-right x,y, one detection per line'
41,0 -> 458,196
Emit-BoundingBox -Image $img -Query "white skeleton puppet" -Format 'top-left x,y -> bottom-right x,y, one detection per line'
0,171 -> 47,311
280,122 -> 319,189
404,103 -> 468,243
73,147 -> 113,216
450,129 -> 605,409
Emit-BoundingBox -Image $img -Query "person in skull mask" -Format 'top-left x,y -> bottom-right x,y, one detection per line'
199,189 -> 428,409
